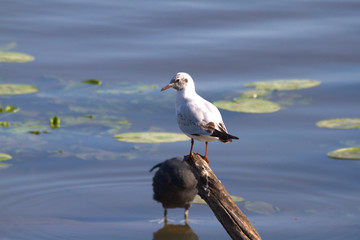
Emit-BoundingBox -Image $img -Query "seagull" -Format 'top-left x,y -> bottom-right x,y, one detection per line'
161,72 -> 239,163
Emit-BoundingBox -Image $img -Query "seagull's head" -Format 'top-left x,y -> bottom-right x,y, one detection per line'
161,72 -> 195,92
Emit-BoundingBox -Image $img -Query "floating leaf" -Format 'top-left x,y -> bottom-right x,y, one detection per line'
231,195 -> 245,203
29,130 -> 41,135
75,149 -> 118,161
0,153 -> 12,161
245,79 -> 320,91
0,122 -> 10,127
316,118 -> 360,129
193,194 -> 245,205
6,122 -> 46,134
114,132 -> 189,143
5,106 -> 20,113
0,42 -> 17,51
0,163 -> 10,169
96,84 -> 157,95
327,147 -> 360,160
244,201 -> 278,214
214,99 -> 280,113
240,89 -> 271,99
274,92 -> 313,107
81,79 -> 102,85
49,116 -> 61,129
83,115 -> 93,119
0,51 -> 35,63
0,84 -> 39,95
118,120 -> 130,125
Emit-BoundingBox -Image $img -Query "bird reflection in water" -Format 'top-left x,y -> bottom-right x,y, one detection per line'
150,157 -> 198,224
153,223 -> 199,240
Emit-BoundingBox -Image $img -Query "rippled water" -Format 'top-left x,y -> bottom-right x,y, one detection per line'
1,0 -> 360,239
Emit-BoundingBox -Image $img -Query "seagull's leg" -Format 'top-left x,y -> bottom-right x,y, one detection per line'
189,138 -> 194,158
203,142 -> 209,163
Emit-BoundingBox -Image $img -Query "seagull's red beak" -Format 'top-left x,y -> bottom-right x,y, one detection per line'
161,83 -> 174,91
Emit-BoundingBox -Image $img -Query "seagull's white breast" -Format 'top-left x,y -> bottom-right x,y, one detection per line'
175,90 -> 224,142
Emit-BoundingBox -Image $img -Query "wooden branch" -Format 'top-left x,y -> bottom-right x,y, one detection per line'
185,153 -> 262,240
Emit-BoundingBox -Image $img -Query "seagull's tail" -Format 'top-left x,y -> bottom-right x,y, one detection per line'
211,129 -> 239,143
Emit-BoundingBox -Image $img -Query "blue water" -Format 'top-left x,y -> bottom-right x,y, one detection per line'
1,0 -> 360,239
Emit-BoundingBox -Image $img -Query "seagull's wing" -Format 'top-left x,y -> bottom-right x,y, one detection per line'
176,96 -> 225,136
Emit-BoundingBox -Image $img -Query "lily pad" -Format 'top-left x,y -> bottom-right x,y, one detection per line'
6,121 -> 47,134
0,163 -> 10,169
0,42 -> 17,51
49,116 -> 61,129
0,51 -> 35,63
193,194 -> 245,205
114,132 -> 189,143
0,153 -> 12,161
5,106 -> 20,113
239,89 -> 271,99
214,99 -> 280,113
118,120 -> 131,125
0,122 -> 10,127
96,83 -> 158,95
327,147 -> 360,160
81,79 -> 102,85
244,201 -> 278,215
0,84 -> 39,95
316,118 -> 360,129
245,79 -> 320,91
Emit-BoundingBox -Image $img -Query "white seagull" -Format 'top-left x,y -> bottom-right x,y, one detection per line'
161,72 -> 239,162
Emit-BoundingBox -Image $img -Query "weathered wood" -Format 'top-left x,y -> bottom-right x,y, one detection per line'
185,153 -> 262,240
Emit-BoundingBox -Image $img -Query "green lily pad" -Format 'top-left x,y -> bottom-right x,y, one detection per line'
49,116 -> 61,129
245,79 -> 320,91
29,130 -> 41,135
0,84 -> 39,95
118,120 -> 131,125
6,121 -> 46,134
327,147 -> 360,160
214,99 -> 280,113
193,194 -> 245,205
5,106 -> 20,113
0,153 -> 12,161
0,163 -> 10,169
239,89 -> 271,99
244,201 -> 278,215
0,51 -> 35,63
114,132 -> 189,143
192,195 -> 207,205
81,79 -> 102,85
0,42 -> 17,51
0,121 -> 10,127
316,118 -> 360,129
75,149 -> 119,161
231,195 -> 246,203
96,83 -> 158,95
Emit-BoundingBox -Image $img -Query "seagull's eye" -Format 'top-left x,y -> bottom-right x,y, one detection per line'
175,79 -> 180,83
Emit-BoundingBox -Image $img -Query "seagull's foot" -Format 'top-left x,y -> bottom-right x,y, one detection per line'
187,151 -> 194,159
200,155 -> 209,163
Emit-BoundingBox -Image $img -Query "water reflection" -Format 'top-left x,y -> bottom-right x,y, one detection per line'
153,223 -> 199,240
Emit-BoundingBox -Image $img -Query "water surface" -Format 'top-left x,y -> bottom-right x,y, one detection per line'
1,0 -> 360,239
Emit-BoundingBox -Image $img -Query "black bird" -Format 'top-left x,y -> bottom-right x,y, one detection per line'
150,157 -> 198,223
